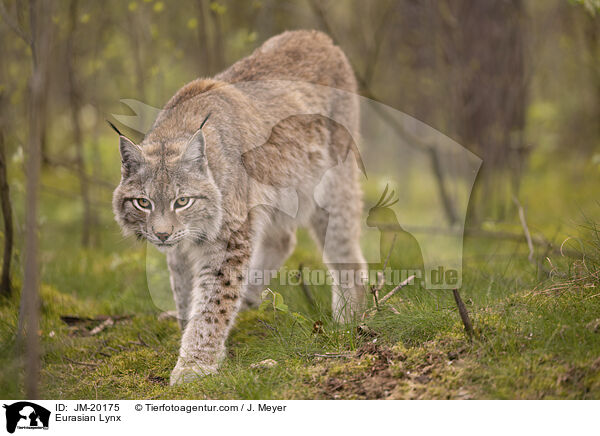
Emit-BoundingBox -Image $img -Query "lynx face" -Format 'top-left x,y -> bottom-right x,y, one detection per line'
112,128 -> 223,249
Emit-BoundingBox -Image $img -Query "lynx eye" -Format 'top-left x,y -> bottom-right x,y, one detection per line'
133,198 -> 152,211
174,197 -> 192,210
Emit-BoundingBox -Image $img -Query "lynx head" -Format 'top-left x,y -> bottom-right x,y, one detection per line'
111,116 -> 222,248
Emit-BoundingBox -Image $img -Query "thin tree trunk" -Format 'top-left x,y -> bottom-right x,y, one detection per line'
210,5 -> 225,71
21,0 -> 53,400
0,128 -> 13,297
196,0 -> 212,75
127,13 -> 146,100
66,0 -> 91,247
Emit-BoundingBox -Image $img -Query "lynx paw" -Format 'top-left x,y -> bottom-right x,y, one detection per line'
169,359 -> 218,386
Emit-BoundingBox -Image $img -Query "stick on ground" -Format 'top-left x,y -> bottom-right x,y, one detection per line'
452,288 -> 474,340
513,196 -> 535,263
379,275 -> 415,304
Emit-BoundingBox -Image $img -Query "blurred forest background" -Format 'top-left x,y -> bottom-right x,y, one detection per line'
0,0 -> 599,399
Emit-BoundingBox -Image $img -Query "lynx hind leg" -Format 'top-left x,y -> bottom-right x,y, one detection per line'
310,155 -> 367,323
243,217 -> 297,309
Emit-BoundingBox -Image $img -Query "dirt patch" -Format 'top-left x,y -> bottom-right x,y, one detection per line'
319,342 -> 403,399
319,340 -> 472,399
146,374 -> 167,385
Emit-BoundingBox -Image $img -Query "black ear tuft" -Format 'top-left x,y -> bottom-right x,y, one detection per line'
200,112 -> 211,129
106,120 -> 125,136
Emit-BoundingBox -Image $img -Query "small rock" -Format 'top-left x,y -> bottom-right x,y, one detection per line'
250,358 -> 278,369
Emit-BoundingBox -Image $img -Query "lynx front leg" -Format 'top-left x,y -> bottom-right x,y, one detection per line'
166,246 -> 195,329
170,228 -> 251,385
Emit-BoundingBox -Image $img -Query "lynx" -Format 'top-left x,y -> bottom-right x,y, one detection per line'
112,30 -> 367,385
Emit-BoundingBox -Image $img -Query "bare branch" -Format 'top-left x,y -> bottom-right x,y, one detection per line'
513,196 -> 535,263
452,289 -> 474,341
64,357 -> 98,368
0,0 -> 30,44
88,317 -> 114,336
379,275 -> 415,305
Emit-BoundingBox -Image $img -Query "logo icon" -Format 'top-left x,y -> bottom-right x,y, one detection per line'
3,402 -> 50,434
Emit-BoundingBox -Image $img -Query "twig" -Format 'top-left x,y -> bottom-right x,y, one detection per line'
88,317 -> 114,336
137,332 -> 148,347
370,272 -> 384,311
513,196 -> 534,263
452,289 -> 474,341
313,352 -> 353,359
379,275 -> 415,305
362,275 -> 415,320
371,234 -> 397,311
361,275 -> 414,321
0,1 -> 31,44
131,332 -> 159,352
257,318 -> 277,332
64,357 -> 98,367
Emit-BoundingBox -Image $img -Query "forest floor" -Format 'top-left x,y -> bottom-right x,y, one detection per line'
1,158 -> 600,399
1,231 -> 599,399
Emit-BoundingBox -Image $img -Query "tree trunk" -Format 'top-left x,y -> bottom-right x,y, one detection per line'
0,128 -> 13,297
196,0 -> 212,75
66,0 -> 91,247
21,0 -> 53,400
442,0 -> 528,220
210,4 -> 225,71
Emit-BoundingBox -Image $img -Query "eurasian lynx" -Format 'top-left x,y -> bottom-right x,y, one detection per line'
112,30 -> 367,385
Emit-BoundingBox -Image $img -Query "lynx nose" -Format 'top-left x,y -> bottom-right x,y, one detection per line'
153,226 -> 173,242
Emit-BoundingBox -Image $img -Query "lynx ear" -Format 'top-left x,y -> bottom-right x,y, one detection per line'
181,128 -> 206,167
119,136 -> 143,177
181,114 -> 210,169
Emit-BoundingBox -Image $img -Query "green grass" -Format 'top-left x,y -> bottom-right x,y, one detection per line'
0,228 -> 598,399
1,151 -> 600,399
